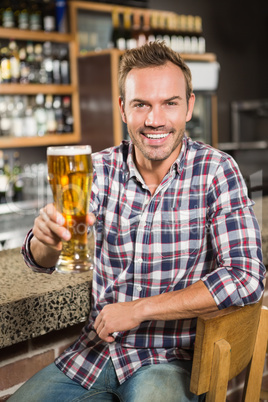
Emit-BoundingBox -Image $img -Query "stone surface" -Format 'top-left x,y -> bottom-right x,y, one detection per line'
0,248 -> 92,348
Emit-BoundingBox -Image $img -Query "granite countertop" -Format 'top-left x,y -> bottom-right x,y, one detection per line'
0,248 -> 93,348
0,197 -> 267,350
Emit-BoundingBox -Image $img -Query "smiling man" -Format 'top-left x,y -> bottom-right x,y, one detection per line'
10,42 -> 265,402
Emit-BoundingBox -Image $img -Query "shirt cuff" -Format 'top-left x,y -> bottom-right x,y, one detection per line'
21,229 -> 55,274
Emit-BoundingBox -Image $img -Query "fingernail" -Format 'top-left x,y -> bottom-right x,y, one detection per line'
57,215 -> 65,225
63,229 -> 71,241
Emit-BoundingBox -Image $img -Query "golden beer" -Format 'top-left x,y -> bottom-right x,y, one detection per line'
47,145 -> 93,273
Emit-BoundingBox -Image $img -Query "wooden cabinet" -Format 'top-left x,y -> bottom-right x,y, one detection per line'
0,26 -> 81,148
69,1 -> 218,152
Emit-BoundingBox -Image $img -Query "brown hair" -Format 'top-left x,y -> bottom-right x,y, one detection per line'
118,41 -> 193,104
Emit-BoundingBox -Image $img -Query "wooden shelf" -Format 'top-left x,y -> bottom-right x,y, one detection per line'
0,27 -> 73,43
0,84 -> 75,95
78,48 -> 217,62
0,134 -> 80,149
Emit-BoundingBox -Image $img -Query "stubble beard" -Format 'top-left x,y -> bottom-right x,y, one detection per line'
127,126 -> 186,162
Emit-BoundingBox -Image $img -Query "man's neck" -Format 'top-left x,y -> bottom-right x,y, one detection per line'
133,148 -> 181,196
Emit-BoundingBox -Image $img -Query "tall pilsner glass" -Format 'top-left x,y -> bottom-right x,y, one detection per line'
47,145 -> 93,273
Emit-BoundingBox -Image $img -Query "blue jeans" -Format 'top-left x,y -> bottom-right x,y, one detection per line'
8,358 -> 204,402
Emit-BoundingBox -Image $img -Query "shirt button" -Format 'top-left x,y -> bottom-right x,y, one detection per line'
136,285 -> 142,292
137,258 -> 143,264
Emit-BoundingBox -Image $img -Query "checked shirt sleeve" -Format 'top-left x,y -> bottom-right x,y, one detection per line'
202,155 -> 266,309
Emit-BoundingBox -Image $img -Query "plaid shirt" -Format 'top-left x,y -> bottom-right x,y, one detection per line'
21,135 -> 265,390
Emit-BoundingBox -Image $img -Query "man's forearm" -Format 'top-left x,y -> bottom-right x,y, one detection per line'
137,280 -> 218,322
94,280 -> 218,342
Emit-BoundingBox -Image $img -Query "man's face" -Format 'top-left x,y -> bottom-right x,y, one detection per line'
119,61 -> 195,165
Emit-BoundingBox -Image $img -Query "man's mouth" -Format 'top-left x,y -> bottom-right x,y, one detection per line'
143,133 -> 170,139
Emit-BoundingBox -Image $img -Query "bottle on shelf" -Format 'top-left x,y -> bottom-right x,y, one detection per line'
62,95 -> 73,133
52,44 -> 61,84
2,0 -> 15,29
0,96 -> 11,136
42,0 -> 56,32
9,39 -> 20,83
53,95 -> 64,133
43,41 -> 53,84
0,150 -> 8,204
34,93 -> 47,136
24,101 -> 37,137
59,45 -> 70,84
17,1 -> 30,30
12,95 -> 25,137
12,151 -> 24,202
110,8 -> 123,49
45,94 -> 57,134
117,9 -> 132,50
29,0 -> 42,31
26,41 -> 36,83
0,45 -> 11,83
19,46 -> 30,84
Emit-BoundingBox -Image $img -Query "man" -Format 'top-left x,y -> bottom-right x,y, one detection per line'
10,42 -> 265,402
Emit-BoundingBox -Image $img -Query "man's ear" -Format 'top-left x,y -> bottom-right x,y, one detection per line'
119,96 -> 127,123
186,93 -> 195,122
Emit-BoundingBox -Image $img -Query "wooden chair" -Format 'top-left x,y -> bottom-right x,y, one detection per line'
190,299 -> 268,402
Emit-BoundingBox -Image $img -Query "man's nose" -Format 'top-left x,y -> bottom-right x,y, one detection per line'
145,106 -> 165,127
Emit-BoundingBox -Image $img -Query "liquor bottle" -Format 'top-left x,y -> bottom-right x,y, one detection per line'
26,41 -> 36,83
24,102 -> 37,137
0,45 -> 11,83
3,153 -> 11,201
59,45 -> 69,84
55,0 -> 68,33
12,151 -> 24,202
43,41 -> 53,84
117,10 -> 132,50
43,0 -> 56,32
34,93 -> 47,136
52,44 -> 61,84
62,95 -> 73,133
0,150 -> 8,204
12,95 -> 25,137
34,43 -> 46,83
9,40 -> 20,83
110,8 -> 122,49
19,46 -> 30,84
53,96 -> 64,133
17,1 -> 29,30
0,96 -> 12,136
2,1 -> 15,28
45,94 -> 57,133
29,0 -> 42,31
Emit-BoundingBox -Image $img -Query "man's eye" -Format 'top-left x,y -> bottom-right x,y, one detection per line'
167,101 -> 177,106
135,103 -> 145,108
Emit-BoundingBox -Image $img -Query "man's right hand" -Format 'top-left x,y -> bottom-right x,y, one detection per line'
32,203 -> 71,252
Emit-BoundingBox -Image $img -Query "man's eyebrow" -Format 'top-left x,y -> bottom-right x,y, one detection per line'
129,95 -> 183,105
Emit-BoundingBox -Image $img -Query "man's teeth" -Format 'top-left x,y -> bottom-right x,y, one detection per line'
145,133 -> 169,139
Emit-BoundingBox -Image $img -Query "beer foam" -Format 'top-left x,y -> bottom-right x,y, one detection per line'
47,146 -> 92,155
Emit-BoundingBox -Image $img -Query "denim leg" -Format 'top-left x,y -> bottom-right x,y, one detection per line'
7,362 -> 119,402
7,363 -> 88,402
117,360 -> 202,402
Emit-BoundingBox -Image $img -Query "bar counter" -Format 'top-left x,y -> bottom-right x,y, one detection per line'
0,248 -> 93,348
0,198 -> 267,350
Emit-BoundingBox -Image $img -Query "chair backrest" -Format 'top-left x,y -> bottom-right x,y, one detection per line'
190,298 -> 267,402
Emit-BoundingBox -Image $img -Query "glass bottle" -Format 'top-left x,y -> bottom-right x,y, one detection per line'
34,93 -> 47,136
12,151 -> 24,202
9,40 -> 20,83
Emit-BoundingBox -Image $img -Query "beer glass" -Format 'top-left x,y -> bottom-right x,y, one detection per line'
47,145 -> 93,273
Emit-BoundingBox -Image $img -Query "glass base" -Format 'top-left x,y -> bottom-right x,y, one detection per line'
55,256 -> 93,274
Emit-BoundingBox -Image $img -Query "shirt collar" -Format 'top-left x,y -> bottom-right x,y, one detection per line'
122,134 -> 188,183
